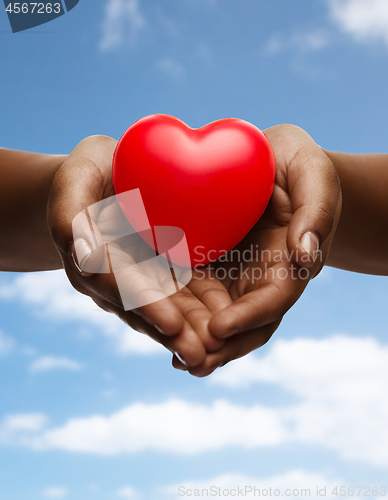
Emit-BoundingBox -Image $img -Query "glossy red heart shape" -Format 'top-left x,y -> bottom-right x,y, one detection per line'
112,114 -> 275,267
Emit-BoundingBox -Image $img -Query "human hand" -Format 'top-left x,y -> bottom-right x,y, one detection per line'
47,136 -> 229,367
48,125 -> 341,377
173,124 -> 342,377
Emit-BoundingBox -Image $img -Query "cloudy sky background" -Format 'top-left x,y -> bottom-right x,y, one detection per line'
1,0 -> 388,498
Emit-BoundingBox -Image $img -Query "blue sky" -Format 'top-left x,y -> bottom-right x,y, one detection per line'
1,0 -> 388,499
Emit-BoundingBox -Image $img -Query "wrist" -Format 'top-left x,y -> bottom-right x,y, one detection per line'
39,153 -> 69,270
0,150 -> 68,272
323,150 -> 388,275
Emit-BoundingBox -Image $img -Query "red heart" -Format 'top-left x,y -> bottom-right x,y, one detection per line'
112,114 -> 275,267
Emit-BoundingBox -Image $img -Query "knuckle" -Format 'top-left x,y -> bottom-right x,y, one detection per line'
189,364 -> 214,378
182,346 -> 206,368
185,308 -> 207,322
315,202 -> 336,235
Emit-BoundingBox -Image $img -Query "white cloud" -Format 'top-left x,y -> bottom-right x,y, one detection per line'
211,335 -> 388,466
0,399 -> 284,455
0,413 -> 48,445
328,0 -> 388,46
265,30 -> 329,56
30,356 -> 83,374
0,331 -> 14,356
116,486 -> 138,498
1,413 -> 48,432
161,470 -> 341,499
100,0 -> 145,51
210,335 -> 388,396
2,335 -> 388,468
0,271 -> 165,356
266,1 -> 388,57
157,58 -> 186,80
42,487 -> 68,499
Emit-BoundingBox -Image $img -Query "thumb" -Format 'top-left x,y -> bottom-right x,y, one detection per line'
286,148 -> 342,268
47,135 -> 117,273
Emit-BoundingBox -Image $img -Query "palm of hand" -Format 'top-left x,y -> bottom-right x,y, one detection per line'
182,125 -> 340,377
52,126 -> 340,378
181,161 -> 307,376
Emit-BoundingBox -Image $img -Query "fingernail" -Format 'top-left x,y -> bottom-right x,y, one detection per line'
155,324 -> 166,335
174,352 -> 188,366
72,239 -> 93,273
300,232 -> 320,262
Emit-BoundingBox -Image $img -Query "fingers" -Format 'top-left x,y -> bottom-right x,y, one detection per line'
48,136 -> 187,337
136,315 -> 207,367
93,297 -> 206,367
172,269 -> 234,352
162,321 -> 207,367
135,297 -> 186,337
168,286 -> 225,352
70,209 -> 106,277
187,268 -> 233,313
208,262 -> 305,338
135,296 -> 185,337
132,264 -> 185,336
87,245 -> 186,336
286,145 -> 342,268
182,320 -> 281,378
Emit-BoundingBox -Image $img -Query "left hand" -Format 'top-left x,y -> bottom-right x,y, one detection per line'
173,124 -> 342,377
48,135 -> 229,368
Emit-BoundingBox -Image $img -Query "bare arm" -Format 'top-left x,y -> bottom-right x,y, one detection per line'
325,151 -> 388,275
2,138 -> 388,376
0,148 -> 65,272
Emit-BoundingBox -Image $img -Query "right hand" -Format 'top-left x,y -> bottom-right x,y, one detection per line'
175,124 -> 342,377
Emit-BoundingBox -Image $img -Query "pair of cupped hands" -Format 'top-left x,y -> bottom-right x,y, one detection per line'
47,124 -> 342,377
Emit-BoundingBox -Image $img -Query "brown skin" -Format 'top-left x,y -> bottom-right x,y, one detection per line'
0,149 -> 64,271
177,125 -> 343,376
324,150 -> 388,275
0,125 -> 387,376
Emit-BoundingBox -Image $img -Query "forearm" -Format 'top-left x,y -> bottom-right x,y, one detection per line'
0,149 -> 66,272
324,150 -> 388,275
